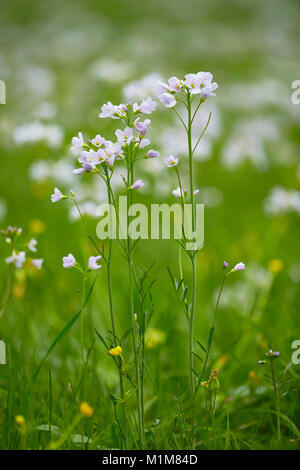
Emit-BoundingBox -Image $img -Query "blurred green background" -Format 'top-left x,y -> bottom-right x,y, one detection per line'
0,0 -> 299,449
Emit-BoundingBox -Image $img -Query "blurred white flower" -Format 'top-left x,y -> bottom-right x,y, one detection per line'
32,258 -> 43,270
71,132 -> 84,153
28,238 -> 38,252
69,201 -> 98,221
13,122 -> 63,148
6,251 -> 26,268
51,188 -> 64,203
90,58 -> 132,83
263,186 -> 300,216
123,73 -> 163,102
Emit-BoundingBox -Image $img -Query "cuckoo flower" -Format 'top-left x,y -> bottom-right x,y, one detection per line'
88,255 -> 102,270
28,238 -> 38,252
130,179 -> 144,190
32,258 -> 44,270
99,102 -> 119,119
165,155 -> 178,167
138,97 -> 157,115
147,149 -> 159,158
134,118 -> 151,136
159,93 -> 177,108
157,71 -> 218,108
5,251 -> 26,268
115,127 -> 134,145
62,253 -> 76,269
139,138 -> 150,149
71,132 -> 84,153
91,134 -> 105,147
51,187 -> 65,203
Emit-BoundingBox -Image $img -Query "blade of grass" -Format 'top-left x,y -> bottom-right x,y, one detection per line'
32,278 -> 97,384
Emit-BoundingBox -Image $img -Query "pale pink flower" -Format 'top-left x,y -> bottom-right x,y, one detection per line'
134,118 -> 151,136
172,187 -> 184,199
51,187 -> 64,203
91,134 -> 105,147
139,97 -> 157,114
71,132 -> 84,153
32,258 -> 43,270
99,102 -> 119,119
130,179 -> 144,190
63,253 -> 76,268
115,127 -> 134,144
5,251 -> 26,268
159,93 -> 176,108
234,262 -> 245,271
28,238 -> 37,252
139,138 -> 150,149
88,255 -> 102,270
147,150 -> 159,158
168,76 -> 182,92
165,155 -> 178,167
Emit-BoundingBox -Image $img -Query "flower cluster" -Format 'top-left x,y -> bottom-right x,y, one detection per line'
157,72 -> 218,108
258,349 -> 280,364
172,187 -> 200,199
67,99 -> 159,181
1,226 -> 43,270
223,261 -> 246,275
62,253 -> 102,271
201,368 -> 220,391
99,97 -> 157,120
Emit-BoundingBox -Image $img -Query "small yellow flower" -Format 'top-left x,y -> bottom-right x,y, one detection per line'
248,371 -> 257,380
108,345 -> 122,356
268,259 -> 283,274
145,327 -> 166,349
80,402 -> 94,417
12,283 -> 26,299
15,415 -> 25,426
29,219 -> 46,235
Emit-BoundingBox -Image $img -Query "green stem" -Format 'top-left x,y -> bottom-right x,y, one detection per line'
187,91 -> 197,449
106,173 -> 128,449
0,241 -> 15,319
127,148 -> 144,448
270,359 -> 281,441
80,273 -> 86,363
189,258 -> 196,395
187,92 -> 196,396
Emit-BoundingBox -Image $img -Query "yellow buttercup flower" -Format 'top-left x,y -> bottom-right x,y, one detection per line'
80,402 -> 94,417
268,259 -> 283,274
109,345 -> 122,356
15,415 -> 25,426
